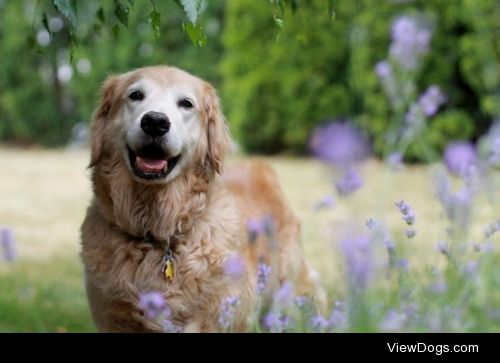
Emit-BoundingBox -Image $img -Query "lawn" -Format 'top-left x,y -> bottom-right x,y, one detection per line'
0,148 -> 499,332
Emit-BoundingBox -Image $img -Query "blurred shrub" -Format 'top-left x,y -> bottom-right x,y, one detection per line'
1,0 -> 499,161
221,0 -> 353,154
0,0 -> 224,146
221,0 -> 500,160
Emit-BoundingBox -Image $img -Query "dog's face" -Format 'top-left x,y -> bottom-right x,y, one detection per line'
90,66 -> 229,184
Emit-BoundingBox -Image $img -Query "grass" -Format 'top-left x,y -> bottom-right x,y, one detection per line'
0,148 -> 499,332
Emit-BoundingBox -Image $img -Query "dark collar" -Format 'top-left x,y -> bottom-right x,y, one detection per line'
111,224 -> 178,251
113,226 -> 178,281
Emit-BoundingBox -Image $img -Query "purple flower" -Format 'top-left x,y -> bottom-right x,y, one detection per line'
246,218 -> 263,243
375,61 -> 392,79
264,312 -> 291,333
247,218 -> 262,235
310,314 -> 329,332
436,175 -> 473,227
294,296 -> 308,308
379,310 -> 407,331
1,228 -> 16,262
218,295 -> 240,330
405,103 -> 422,126
336,167 -> 363,196
329,302 -> 348,329
395,200 -> 415,225
138,291 -> 169,320
489,136 -> 500,166
365,218 -> 376,230
396,259 -> 410,272
436,240 -> 449,255
463,260 -> 478,276
386,152 -> 404,170
389,15 -> 432,70
395,200 -> 411,215
444,141 -> 476,177
223,254 -> 246,280
405,228 -> 416,239
340,235 -> 374,292
403,212 -> 415,225
384,237 -> 396,252
309,122 -> 369,167
484,219 -> 500,239
273,281 -> 294,307
163,319 -> 182,333
313,195 -> 335,212
256,263 -> 272,295
485,121 -> 500,166
262,215 -> 276,239
429,280 -> 447,294
418,86 -> 446,117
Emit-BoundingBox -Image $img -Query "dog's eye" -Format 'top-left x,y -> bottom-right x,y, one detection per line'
178,98 -> 194,110
128,90 -> 144,101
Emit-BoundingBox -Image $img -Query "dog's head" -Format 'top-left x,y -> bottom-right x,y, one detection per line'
89,66 -> 230,184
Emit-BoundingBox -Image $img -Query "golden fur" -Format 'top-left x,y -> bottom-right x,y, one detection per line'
81,66 -> 320,332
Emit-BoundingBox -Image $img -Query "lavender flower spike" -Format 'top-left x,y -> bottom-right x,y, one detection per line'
273,281 -> 294,307
223,254 -> 246,280
386,152 -> 404,170
389,15 -> 432,70
264,312 -> 291,333
395,200 -> 416,225
418,86 -> 446,117
1,227 -> 17,262
309,121 -> 369,167
313,195 -> 335,212
310,314 -> 329,332
405,228 -> 417,239
138,291 -> 168,320
336,167 -> 363,196
340,235 -> 374,292
218,296 -> 240,330
375,61 -> 392,79
246,218 -> 262,243
256,263 -> 272,295
443,141 -> 476,177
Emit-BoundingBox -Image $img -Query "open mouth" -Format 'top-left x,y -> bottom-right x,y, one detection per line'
127,145 -> 181,180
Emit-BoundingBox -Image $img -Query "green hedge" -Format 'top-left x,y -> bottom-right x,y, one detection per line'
221,0 -> 500,160
1,0 -> 499,161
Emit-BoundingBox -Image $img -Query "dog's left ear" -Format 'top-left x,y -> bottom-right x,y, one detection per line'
203,83 -> 230,174
89,76 -> 119,168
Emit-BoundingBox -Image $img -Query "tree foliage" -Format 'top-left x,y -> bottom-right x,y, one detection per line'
1,0 -> 499,162
221,0 -> 500,160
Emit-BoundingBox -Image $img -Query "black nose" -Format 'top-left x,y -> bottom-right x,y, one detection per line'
140,111 -> 170,137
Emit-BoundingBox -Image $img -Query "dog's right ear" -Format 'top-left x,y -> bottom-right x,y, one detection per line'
89,76 -> 119,168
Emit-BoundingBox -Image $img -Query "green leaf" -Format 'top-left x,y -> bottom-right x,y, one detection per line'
114,0 -> 130,27
128,0 -> 135,6
96,6 -> 105,24
178,0 -> 207,24
287,0 -> 298,12
41,12 -> 51,35
277,0 -> 285,14
112,24 -> 120,39
146,9 -> 161,38
273,16 -> 283,29
183,21 -> 206,47
328,0 -> 335,18
53,0 -> 77,30
69,33 -> 78,62
26,34 -> 36,48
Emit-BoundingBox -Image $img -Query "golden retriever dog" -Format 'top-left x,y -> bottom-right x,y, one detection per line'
81,66 -> 321,332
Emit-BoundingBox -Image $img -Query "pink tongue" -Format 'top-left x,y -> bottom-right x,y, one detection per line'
136,156 -> 167,173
